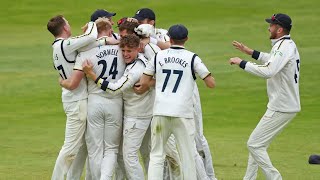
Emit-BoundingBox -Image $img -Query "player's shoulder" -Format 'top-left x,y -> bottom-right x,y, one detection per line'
79,46 -> 99,57
99,44 -> 120,50
137,54 -> 149,66
145,43 -> 161,53
155,28 -> 168,35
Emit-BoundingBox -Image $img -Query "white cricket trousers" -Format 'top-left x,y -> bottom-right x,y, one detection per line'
85,94 -> 123,180
51,99 -> 87,180
243,109 -> 296,180
148,116 -> 196,180
66,143 -> 92,180
122,116 -> 151,180
193,84 -> 217,180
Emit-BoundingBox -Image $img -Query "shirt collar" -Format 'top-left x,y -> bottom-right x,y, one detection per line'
52,38 -> 64,45
271,34 -> 291,46
170,45 -> 185,49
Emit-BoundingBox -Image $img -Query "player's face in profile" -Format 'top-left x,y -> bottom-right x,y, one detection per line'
268,24 -> 280,39
121,46 -> 139,64
119,30 -> 128,38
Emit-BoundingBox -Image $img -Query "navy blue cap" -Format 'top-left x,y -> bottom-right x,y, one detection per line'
309,155 -> 320,164
168,24 -> 188,40
133,8 -> 155,21
91,9 -> 116,21
265,13 -> 292,31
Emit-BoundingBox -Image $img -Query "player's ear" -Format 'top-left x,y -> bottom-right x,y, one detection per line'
107,29 -> 112,37
138,43 -> 144,53
63,24 -> 68,32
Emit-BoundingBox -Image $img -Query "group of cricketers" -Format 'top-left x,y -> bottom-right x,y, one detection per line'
48,7 -> 301,180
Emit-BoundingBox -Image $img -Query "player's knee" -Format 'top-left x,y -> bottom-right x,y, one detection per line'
247,139 -> 264,152
247,139 -> 255,151
124,151 -> 139,164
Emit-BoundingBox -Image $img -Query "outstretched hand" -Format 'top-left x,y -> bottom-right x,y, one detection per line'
232,41 -> 253,55
229,57 -> 243,65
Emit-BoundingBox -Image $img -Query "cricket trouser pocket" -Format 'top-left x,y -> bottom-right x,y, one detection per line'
263,109 -> 276,119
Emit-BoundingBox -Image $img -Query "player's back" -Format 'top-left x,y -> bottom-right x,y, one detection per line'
52,39 -> 87,103
153,47 -> 197,118
267,39 -> 301,112
78,45 -> 126,98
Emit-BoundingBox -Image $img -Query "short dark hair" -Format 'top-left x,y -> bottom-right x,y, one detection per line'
119,34 -> 140,49
47,15 -> 65,36
119,21 -> 139,35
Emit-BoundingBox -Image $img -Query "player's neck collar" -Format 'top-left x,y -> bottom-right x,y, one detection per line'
271,35 -> 291,46
170,45 -> 185,49
52,38 -> 64,45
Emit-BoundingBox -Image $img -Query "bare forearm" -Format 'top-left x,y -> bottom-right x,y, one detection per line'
203,75 -> 215,89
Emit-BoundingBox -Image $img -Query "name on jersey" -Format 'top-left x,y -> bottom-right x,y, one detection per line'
164,57 -> 188,68
96,49 -> 118,59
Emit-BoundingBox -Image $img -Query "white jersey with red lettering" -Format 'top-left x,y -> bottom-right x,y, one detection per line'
52,21 -> 97,103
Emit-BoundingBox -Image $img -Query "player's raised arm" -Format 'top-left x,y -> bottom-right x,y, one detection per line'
232,40 -> 271,64
230,41 -> 290,79
65,21 -> 98,53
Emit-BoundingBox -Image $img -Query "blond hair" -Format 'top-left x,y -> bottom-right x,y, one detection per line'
95,17 -> 112,33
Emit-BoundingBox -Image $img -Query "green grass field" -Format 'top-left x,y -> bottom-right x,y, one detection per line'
0,0 -> 320,179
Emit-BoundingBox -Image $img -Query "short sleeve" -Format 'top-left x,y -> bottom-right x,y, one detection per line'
143,53 -> 156,76
193,56 -> 211,79
73,53 -> 85,71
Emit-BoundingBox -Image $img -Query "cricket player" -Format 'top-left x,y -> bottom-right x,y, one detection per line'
133,8 -> 171,49
73,18 -> 126,180
118,19 -> 184,179
135,24 -> 215,180
134,9 -> 218,180
90,9 -> 120,40
82,34 -> 154,180
117,20 -> 159,176
230,13 -> 300,180
47,15 -> 97,180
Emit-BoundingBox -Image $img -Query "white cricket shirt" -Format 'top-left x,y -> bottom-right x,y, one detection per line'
74,44 -> 126,98
144,45 -> 211,118
244,35 -> 301,112
97,55 -> 154,118
52,22 -> 97,102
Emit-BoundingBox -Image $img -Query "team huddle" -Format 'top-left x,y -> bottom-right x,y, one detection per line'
47,8 -> 300,180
